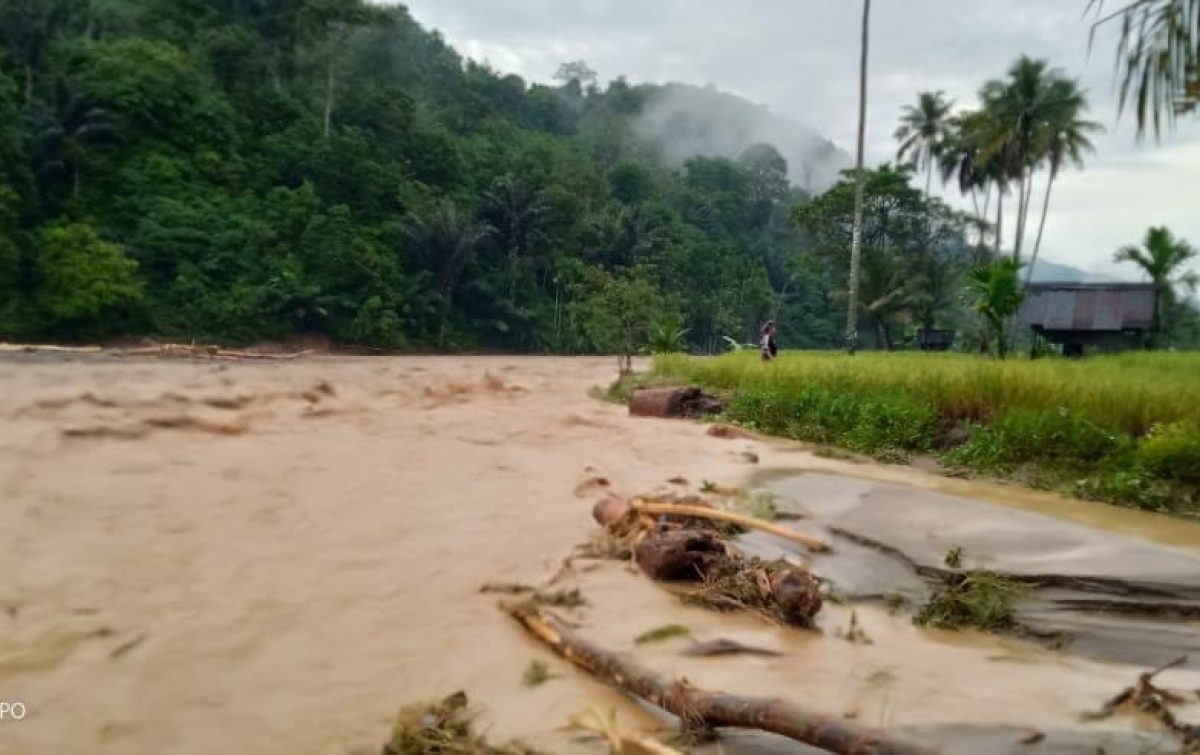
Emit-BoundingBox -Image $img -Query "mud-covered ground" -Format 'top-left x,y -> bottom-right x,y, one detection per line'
1,354 -> 1198,754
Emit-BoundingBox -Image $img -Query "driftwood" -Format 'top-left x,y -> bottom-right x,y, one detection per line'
632,499 -> 830,553
0,343 -> 103,353
0,342 -> 316,361
566,709 -> 685,755
507,604 -> 939,755
1084,655 -> 1199,751
629,387 -> 725,419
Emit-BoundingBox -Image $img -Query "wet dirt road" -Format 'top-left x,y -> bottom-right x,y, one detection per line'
1,355 -> 1198,754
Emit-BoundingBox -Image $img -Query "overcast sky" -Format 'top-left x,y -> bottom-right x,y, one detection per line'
402,0 -> 1199,280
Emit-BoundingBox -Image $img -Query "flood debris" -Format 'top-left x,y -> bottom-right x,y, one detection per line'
588,493 -> 828,627
521,660 -> 556,688
382,692 -> 538,755
835,610 -> 873,645
479,583 -> 587,608
915,571 -> 1028,631
1084,655 -> 1199,752
706,424 -> 757,440
628,387 -> 725,419
506,604 -> 939,755
681,638 -> 782,658
565,708 -> 684,755
635,529 -> 729,581
683,555 -> 824,628
599,495 -> 829,553
635,624 -> 692,645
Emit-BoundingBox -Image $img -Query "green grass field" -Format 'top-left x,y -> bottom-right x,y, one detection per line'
654,351 -> 1200,517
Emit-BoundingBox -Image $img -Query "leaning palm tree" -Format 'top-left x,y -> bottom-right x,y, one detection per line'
894,90 -> 954,196
1088,0 -> 1200,137
846,0 -> 871,355
1025,80 -> 1103,285
1112,226 -> 1200,345
403,202 -> 493,345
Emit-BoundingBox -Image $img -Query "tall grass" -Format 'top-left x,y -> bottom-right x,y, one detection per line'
656,351 -> 1200,517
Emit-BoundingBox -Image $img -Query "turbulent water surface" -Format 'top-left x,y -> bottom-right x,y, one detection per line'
1,355 -> 1197,754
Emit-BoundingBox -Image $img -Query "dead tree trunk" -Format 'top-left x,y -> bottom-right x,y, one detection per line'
506,604 -> 940,755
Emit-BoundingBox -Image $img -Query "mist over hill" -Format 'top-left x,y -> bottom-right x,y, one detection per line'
632,83 -> 852,192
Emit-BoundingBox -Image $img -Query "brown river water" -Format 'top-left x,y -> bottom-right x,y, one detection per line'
1,355 -> 1197,754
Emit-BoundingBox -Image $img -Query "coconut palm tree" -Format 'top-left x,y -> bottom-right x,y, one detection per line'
1112,226 -> 1200,345
1088,0 -> 1200,136
846,0 -> 871,355
894,90 -> 955,196
1025,80 -> 1103,285
939,110 -> 1006,250
979,56 -> 1067,265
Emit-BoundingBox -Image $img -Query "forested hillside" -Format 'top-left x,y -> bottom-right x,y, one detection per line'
0,0 -> 981,352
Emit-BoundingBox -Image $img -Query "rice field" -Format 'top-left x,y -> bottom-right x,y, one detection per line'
655,351 -> 1200,517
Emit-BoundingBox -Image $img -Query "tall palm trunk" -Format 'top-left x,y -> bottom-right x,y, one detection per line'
1025,170 -> 1057,286
24,64 -> 33,104
924,161 -> 933,197
994,189 -> 1004,256
846,0 -> 871,356
1013,171 -> 1027,264
84,0 -> 97,41
323,56 -> 336,138
1017,171 -> 1034,263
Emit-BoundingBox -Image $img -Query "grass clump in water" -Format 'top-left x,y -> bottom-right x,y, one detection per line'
384,691 -> 538,754
943,545 -> 964,569
915,571 -> 1028,631
634,623 -> 692,644
521,660 -> 555,688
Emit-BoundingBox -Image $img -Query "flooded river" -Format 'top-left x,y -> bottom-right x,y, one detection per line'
1,355 -> 1197,754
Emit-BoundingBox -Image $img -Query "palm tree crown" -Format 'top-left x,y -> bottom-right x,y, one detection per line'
1088,0 -> 1200,137
1113,226 -> 1200,341
894,90 -> 954,195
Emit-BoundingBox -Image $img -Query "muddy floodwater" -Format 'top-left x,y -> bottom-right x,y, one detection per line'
1,355 -> 1198,754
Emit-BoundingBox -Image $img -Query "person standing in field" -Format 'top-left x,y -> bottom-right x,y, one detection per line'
760,321 -> 778,362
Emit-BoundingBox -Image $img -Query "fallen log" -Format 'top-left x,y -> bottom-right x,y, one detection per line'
632,499 -> 830,553
629,387 -> 725,419
506,603 -> 940,755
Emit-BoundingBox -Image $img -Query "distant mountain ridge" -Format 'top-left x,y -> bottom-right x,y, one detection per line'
1026,258 -> 1123,284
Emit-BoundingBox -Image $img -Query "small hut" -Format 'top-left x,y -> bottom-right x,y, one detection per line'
1018,282 -> 1156,356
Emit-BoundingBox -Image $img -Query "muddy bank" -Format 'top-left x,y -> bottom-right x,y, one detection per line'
2,356 -> 1199,754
